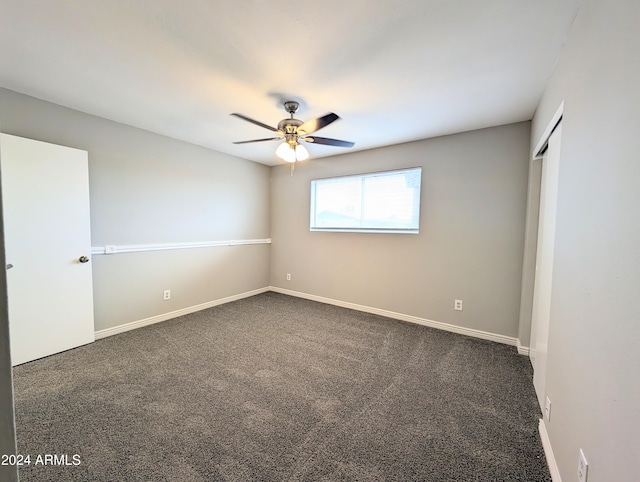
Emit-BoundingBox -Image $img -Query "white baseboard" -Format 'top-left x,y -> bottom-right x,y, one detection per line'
96,286 -> 520,350
517,339 -> 530,356
269,286 -> 518,348
95,287 -> 270,340
539,419 -> 562,481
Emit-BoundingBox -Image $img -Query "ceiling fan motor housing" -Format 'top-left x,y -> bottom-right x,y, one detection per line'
280,101 -> 304,142
277,118 -> 303,137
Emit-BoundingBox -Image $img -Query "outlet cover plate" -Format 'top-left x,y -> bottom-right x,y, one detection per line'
544,396 -> 551,421
578,448 -> 588,482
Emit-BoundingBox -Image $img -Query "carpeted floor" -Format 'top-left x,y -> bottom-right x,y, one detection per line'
12,292 -> 550,481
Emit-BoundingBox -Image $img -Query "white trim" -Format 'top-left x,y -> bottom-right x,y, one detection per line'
96,285 -> 520,350
269,286 -> 518,347
517,339 -> 530,356
229,239 -> 270,246
91,238 -> 271,255
94,287 -> 269,339
539,419 -> 562,481
310,228 -> 419,234
533,101 -> 564,159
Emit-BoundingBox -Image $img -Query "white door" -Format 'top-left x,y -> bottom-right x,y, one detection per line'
530,123 -> 562,410
0,133 -> 94,366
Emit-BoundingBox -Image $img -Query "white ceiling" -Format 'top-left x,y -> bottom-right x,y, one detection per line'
0,0 -> 581,166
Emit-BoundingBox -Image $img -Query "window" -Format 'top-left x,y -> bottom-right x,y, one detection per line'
310,167 -> 422,234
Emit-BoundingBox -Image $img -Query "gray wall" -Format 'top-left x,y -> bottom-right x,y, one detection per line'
530,0 -> 640,480
270,122 -> 530,339
0,88 -> 271,331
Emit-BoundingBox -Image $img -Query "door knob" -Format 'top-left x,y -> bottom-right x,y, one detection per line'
6,263 -> 13,270
79,256 -> 90,263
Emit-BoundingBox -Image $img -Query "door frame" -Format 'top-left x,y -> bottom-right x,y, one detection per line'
0,133 -> 19,482
533,102 -> 564,161
529,101 -> 564,411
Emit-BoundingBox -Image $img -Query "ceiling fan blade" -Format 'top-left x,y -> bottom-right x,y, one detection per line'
231,113 -> 279,132
232,137 -> 282,144
303,136 -> 355,148
297,113 -> 340,135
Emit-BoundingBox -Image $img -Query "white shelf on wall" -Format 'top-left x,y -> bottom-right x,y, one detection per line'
91,238 -> 271,255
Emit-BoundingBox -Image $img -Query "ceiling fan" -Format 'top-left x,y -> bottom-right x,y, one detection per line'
231,101 -> 355,164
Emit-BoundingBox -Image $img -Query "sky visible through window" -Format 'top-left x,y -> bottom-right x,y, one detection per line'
310,168 -> 421,233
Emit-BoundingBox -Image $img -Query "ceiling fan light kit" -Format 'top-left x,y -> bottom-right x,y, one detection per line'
231,100 -> 354,166
275,141 -> 308,163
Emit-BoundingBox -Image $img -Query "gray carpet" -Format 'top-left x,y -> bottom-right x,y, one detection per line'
13,292 -> 550,481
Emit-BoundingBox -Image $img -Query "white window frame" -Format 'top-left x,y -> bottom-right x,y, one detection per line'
310,167 -> 422,234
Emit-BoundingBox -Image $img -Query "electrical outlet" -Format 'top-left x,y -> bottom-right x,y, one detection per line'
544,396 -> 551,421
577,449 -> 589,482
454,299 -> 463,311
163,289 -> 171,300
286,273 -> 291,281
